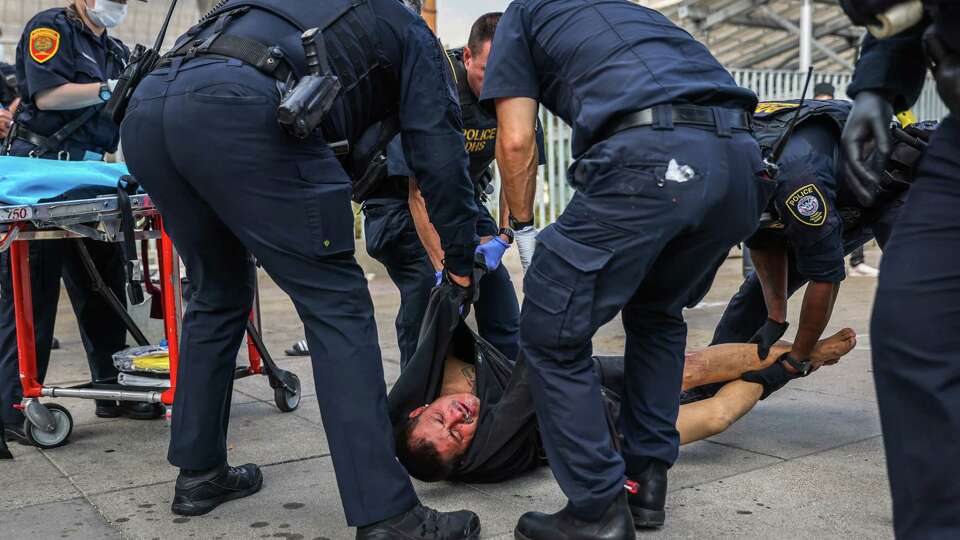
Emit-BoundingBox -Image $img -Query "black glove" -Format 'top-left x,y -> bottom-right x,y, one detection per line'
842,91 -> 895,207
436,269 -> 478,319
925,27 -> 960,116
748,318 -> 790,360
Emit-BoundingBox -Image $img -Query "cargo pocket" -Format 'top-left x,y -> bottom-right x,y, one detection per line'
522,226 -> 614,347
297,160 -> 357,257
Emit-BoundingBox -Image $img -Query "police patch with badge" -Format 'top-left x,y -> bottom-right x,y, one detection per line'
785,183 -> 828,227
29,28 -> 61,64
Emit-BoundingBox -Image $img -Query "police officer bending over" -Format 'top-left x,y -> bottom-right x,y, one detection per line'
839,1 -> 960,536
121,0 -> 481,537
709,101 -> 934,381
1,0 -> 164,448
482,1 -> 769,537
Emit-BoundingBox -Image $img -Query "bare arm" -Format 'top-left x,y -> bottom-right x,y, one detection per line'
408,178 -> 445,272
678,381 -> 763,445
750,246 -> 789,323
35,83 -> 103,111
494,97 -> 539,223
790,282 -> 840,362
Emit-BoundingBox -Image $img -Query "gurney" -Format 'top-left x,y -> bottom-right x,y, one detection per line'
0,156 -> 301,450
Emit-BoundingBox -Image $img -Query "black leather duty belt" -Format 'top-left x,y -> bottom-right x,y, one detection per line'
599,104 -> 753,142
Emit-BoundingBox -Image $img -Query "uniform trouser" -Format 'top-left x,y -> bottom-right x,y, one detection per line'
870,115 -> 960,539
0,221 -> 128,426
120,62 -> 417,527
711,200 -> 903,345
521,126 -> 769,520
364,198 -> 520,368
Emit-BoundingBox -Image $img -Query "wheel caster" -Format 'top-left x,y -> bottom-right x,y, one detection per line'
273,373 -> 301,412
24,403 -> 72,449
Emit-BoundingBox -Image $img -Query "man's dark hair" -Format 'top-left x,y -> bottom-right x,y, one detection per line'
395,415 -> 456,482
813,82 -> 835,98
467,12 -> 503,54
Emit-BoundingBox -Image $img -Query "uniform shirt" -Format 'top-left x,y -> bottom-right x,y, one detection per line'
480,0 -> 757,157
847,2 -> 960,108
188,0 -> 479,275
14,7 -> 128,154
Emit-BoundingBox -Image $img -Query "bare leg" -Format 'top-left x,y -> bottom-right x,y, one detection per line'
681,328 -> 857,390
678,381 -> 762,445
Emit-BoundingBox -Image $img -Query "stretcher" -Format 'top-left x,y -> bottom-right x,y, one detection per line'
0,157 -> 301,449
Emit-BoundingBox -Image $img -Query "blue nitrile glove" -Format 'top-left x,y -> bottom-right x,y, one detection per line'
475,237 -> 510,271
435,270 -> 443,288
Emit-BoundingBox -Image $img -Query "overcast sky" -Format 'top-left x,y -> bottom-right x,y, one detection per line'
437,0 -> 513,47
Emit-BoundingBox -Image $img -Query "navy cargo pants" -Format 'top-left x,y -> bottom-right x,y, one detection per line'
870,115 -> 960,538
120,60 -> 418,526
521,123 -> 770,520
364,198 -> 520,368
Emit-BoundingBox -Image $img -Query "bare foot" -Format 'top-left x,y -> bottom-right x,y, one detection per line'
809,328 -> 857,368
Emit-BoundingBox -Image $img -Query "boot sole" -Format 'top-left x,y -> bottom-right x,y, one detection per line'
170,474 -> 263,516
631,506 -> 665,529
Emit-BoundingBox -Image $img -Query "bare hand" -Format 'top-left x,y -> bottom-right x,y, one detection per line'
448,272 -> 471,288
0,108 -> 12,140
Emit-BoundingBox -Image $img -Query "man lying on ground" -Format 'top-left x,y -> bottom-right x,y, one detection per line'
389,321 -> 855,484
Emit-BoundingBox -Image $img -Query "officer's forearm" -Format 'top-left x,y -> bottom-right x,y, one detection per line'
495,97 -> 539,222
751,246 -> 789,323
791,281 -> 839,361
408,178 -> 446,272
34,83 -> 102,111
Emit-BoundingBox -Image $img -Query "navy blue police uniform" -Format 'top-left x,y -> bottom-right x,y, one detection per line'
0,6 -> 134,431
712,100 -> 907,345
481,0 -> 769,523
0,62 -> 17,107
365,47 -> 542,367
120,0 -> 479,527
846,3 -> 960,537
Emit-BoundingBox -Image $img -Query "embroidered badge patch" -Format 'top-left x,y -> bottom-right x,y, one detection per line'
785,183 -> 828,227
29,28 -> 60,64
755,102 -> 801,114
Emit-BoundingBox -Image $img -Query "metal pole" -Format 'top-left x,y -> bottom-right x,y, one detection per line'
799,0 -> 813,77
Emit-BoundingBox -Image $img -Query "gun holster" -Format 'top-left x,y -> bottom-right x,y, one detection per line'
277,28 -> 341,139
105,44 -> 160,126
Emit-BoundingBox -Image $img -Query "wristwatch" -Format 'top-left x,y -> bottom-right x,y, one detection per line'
98,81 -> 112,103
779,352 -> 812,377
508,215 -> 534,230
497,227 -> 515,244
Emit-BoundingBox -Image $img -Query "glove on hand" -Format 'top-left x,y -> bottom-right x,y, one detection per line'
515,225 -> 538,273
475,237 -> 510,271
437,270 -> 478,318
749,318 -> 790,360
842,90 -> 894,206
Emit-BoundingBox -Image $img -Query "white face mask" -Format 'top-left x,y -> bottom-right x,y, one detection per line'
86,0 -> 128,29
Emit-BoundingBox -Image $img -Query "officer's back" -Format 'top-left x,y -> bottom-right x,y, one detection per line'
487,0 -> 756,155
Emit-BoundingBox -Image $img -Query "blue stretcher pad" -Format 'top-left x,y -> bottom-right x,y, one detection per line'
0,156 -> 130,206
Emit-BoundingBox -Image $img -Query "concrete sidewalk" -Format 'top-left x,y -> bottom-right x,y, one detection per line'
0,247 -> 892,539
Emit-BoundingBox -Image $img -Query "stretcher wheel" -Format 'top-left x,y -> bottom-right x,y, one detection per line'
24,404 -> 73,449
274,373 -> 301,412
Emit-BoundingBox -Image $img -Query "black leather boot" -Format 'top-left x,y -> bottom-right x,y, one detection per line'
171,463 -> 263,516
625,459 -> 668,529
514,493 -> 635,540
356,504 -> 481,540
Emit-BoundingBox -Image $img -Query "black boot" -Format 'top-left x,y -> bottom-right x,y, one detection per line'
171,463 -> 263,516
0,419 -> 12,459
625,459 -> 667,529
514,493 -> 634,540
96,401 -> 165,420
357,504 -> 481,540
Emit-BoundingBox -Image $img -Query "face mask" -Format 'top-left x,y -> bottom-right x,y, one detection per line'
86,0 -> 128,29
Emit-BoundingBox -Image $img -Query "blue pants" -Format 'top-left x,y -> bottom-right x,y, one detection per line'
521,125 -> 769,520
120,61 -> 417,527
363,198 -> 520,368
712,200 -> 903,345
871,115 -> 960,538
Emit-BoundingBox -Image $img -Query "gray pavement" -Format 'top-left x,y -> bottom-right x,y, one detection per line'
0,245 -> 892,539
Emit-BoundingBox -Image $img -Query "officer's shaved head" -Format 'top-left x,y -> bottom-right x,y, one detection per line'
467,12 -> 502,54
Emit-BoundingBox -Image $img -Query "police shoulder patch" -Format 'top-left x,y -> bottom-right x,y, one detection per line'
784,183 -> 828,227
29,28 -> 61,64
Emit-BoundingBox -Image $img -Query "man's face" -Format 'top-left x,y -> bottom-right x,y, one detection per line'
408,393 -> 481,462
463,40 -> 492,98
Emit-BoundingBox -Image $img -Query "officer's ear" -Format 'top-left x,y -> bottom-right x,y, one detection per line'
409,405 -> 429,419
463,46 -> 473,66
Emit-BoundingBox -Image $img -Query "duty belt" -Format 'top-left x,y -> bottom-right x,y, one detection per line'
158,33 -> 295,84
599,104 -> 753,142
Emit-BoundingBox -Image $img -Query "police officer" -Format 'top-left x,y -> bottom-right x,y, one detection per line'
710,101 -> 932,369
482,1 -> 768,537
291,12 -> 532,368
1,0 -> 163,447
839,1 -> 960,536
120,0 -> 481,537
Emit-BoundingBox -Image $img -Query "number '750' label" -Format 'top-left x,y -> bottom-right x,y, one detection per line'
1,207 -> 34,222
